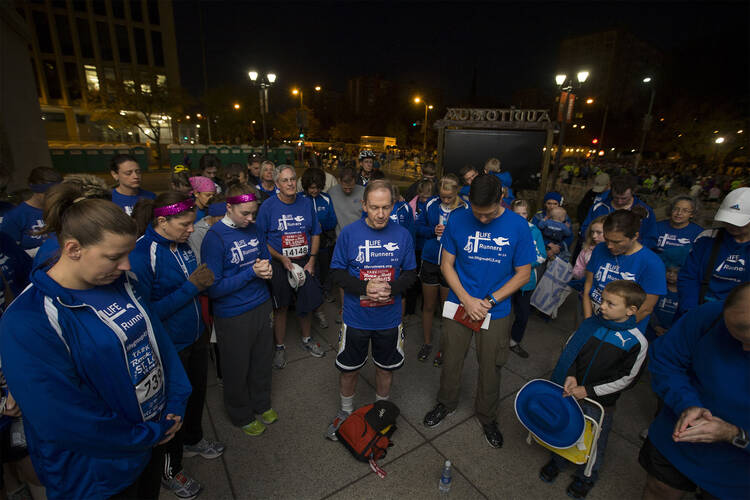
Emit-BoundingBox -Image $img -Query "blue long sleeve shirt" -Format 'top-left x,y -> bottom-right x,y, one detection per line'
648,301 -> 750,499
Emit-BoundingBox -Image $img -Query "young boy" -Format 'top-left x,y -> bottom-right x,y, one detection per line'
540,280 -> 648,499
537,206 -> 573,260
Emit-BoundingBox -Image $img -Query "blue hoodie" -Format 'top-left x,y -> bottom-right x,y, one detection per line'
303,192 -> 338,232
0,232 -> 32,317
32,233 -> 60,269
648,301 -> 750,499
130,225 -> 203,352
580,193 -> 658,249
201,217 -> 271,318
0,269 -> 191,499
390,201 -> 416,243
415,197 -> 469,265
677,228 -> 750,315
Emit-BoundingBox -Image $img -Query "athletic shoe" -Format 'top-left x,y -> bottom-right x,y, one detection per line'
510,343 -> 530,359
273,346 -> 287,369
417,344 -> 432,362
482,421 -> 503,448
162,470 -> 202,499
325,410 -> 351,441
315,310 -> 329,329
423,403 -> 455,428
182,438 -> 225,459
539,459 -> 560,483
261,408 -> 279,425
566,477 -> 594,499
433,351 -> 444,367
242,419 -> 266,437
302,338 -> 326,357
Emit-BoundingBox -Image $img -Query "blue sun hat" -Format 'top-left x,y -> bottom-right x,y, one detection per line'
514,379 -> 585,449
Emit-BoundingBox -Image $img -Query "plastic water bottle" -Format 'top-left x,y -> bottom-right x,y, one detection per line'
438,460 -> 452,493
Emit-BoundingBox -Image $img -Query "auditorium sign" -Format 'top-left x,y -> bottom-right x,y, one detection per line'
434,108 -> 552,130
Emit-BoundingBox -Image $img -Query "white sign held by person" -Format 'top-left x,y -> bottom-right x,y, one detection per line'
530,257 -> 573,319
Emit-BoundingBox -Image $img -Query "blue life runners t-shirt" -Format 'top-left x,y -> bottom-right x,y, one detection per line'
655,220 -> 703,253
256,195 -> 321,260
586,242 -> 667,332
653,289 -> 679,330
111,188 -> 156,216
441,208 -> 536,319
0,202 -> 47,252
330,218 -> 416,330
74,285 -> 166,422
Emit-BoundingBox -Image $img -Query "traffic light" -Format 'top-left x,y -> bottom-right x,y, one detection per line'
412,122 -> 418,127
299,132 -> 305,138
592,138 -> 599,144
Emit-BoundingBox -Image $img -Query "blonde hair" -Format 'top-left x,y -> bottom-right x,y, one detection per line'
438,174 -> 460,193
584,215 -> 607,249
484,157 -> 501,173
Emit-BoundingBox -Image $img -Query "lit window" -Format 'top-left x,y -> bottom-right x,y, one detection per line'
156,74 -> 166,87
140,83 -> 151,94
84,64 -> 99,91
124,80 -> 135,92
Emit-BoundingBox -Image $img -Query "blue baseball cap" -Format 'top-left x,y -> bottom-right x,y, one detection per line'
514,379 -> 585,449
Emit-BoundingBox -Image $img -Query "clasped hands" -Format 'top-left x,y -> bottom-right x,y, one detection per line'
253,259 -> 273,280
366,279 -> 392,303
672,406 -> 738,444
460,296 -> 492,322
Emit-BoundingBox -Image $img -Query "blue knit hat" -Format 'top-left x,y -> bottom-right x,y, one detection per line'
543,192 -> 564,205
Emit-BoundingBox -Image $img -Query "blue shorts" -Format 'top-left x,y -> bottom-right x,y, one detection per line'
335,323 -> 404,372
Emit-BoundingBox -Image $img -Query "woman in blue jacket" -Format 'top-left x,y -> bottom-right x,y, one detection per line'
415,175 -> 468,362
131,192 -> 223,498
0,185 -> 191,500
200,184 -> 276,437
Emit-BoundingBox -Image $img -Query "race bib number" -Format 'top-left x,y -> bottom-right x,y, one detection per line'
282,233 -> 309,258
359,268 -> 395,307
135,365 -> 165,421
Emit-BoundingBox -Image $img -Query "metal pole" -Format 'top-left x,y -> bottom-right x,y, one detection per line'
634,87 -> 656,169
554,108 -> 568,171
260,87 -> 268,159
422,105 -> 428,157
599,104 -> 609,146
299,91 -> 304,166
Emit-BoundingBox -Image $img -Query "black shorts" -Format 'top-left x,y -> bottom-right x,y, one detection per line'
638,438 -> 718,498
0,422 -> 30,489
335,323 -> 405,372
269,258 -> 323,315
420,260 -> 447,287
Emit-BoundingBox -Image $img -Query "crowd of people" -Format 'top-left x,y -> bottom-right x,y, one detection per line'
0,149 -> 746,500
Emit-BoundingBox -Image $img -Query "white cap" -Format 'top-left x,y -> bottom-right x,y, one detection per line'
287,262 -> 306,290
714,187 -> 750,227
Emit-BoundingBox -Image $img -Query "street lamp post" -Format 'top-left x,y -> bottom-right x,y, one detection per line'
291,86 -> 322,166
634,77 -> 656,170
413,97 -> 434,159
553,71 -> 589,172
248,70 -> 277,159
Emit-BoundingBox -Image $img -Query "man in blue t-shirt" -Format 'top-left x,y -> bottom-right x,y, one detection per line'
256,165 -> 325,369
325,180 -> 417,440
422,174 -> 535,448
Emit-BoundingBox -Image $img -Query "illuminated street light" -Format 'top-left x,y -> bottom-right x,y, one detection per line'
555,74 -> 566,86
643,77 -> 652,83
554,70 -> 590,170
577,71 -> 589,83
248,71 -> 258,81
586,98 -> 594,104
233,103 -> 240,110
580,125 -> 586,129
252,120 -> 256,124
292,88 -> 299,96
196,113 -> 202,119
185,115 -> 190,119
739,130 -> 744,134
314,85 -> 322,91
428,105 -> 433,110
267,73 -> 276,83
414,96 -> 421,104
715,137 -> 725,144
634,76 -> 656,169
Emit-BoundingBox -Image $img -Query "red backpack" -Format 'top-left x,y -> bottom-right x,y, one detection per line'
336,401 -> 399,478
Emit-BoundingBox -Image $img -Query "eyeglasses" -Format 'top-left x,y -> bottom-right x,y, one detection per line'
672,208 -> 693,214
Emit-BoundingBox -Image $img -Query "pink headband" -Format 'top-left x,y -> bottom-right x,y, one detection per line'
153,199 -> 195,217
227,193 -> 257,204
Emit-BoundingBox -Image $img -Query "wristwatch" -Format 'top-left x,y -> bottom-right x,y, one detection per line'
732,427 -> 749,449
485,295 -> 497,307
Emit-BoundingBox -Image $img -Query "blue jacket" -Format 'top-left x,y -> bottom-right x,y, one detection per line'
390,201 -> 415,243
531,210 -> 574,249
0,232 -> 32,317
416,198 -> 469,264
677,229 -> 750,314
648,301 -> 750,499
130,225 -> 203,352
413,196 -> 435,252
32,233 -> 60,269
522,223 -> 547,292
581,193 -> 658,249
0,268 -> 191,499
304,192 -> 338,232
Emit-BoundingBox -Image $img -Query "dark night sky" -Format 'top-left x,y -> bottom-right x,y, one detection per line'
174,1 -> 749,106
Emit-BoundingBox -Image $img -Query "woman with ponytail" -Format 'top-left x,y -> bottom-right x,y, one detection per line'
130,192 -> 221,498
0,184 -> 191,499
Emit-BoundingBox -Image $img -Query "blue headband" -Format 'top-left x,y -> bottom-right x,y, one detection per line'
207,201 -> 226,216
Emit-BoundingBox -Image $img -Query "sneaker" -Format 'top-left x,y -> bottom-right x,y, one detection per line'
482,421 -> 503,448
273,346 -> 287,369
325,410 -> 351,441
242,419 -> 266,436
162,470 -> 202,499
423,403 -> 455,428
315,310 -> 329,329
566,477 -> 594,499
433,350 -> 443,367
261,408 -> 279,425
510,343 -> 530,359
183,438 -> 225,459
302,338 -> 326,357
539,459 -> 560,483
417,343 -> 432,362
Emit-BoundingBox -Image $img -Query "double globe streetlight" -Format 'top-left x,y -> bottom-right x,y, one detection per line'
554,71 -> 589,170
248,70 -> 277,158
